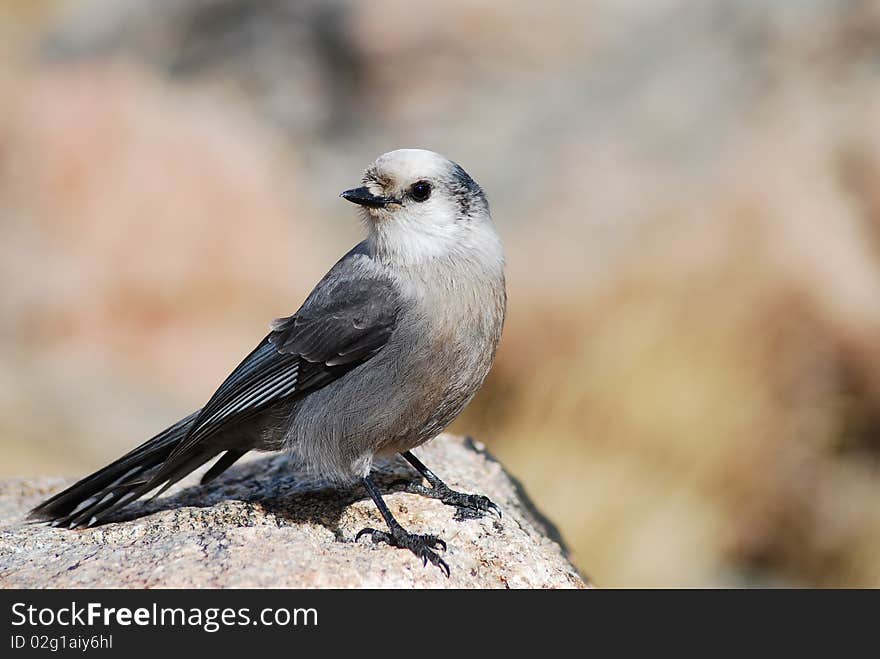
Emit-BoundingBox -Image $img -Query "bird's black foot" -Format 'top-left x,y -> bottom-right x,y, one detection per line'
403,482 -> 501,521
356,526 -> 449,577
398,450 -> 502,521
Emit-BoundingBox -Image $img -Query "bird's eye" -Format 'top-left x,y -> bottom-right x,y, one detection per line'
410,180 -> 432,202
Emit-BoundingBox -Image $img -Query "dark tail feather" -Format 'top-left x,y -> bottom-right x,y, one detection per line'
27,411 -> 212,528
201,450 -> 247,485
147,449 -> 217,500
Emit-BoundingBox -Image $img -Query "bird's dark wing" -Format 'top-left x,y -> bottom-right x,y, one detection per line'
29,243 -> 401,527
172,244 -> 400,454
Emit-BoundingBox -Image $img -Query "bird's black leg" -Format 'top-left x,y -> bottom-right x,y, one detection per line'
356,475 -> 449,577
399,450 -> 501,521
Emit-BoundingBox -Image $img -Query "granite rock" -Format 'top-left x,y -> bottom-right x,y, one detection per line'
0,435 -> 586,588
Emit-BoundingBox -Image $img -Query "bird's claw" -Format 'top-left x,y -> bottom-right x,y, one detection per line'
400,481 -> 502,520
456,494 -> 502,520
355,527 -> 379,543
355,526 -> 449,577
442,491 -> 502,521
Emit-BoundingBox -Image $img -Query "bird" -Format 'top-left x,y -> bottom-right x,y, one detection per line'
28,148 -> 507,576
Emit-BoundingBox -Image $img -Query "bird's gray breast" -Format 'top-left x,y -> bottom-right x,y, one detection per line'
378,268 -> 506,450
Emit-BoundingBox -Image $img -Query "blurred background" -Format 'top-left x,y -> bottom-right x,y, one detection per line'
3,0 -> 880,587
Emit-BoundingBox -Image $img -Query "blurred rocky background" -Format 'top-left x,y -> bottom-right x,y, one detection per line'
3,0 -> 880,586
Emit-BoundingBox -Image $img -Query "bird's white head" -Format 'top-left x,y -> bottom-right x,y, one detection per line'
341,149 -> 502,270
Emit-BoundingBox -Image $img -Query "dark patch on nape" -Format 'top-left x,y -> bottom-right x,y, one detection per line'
450,162 -> 483,195
449,162 -> 488,219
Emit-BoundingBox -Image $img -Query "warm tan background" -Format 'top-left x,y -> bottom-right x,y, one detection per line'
3,0 -> 880,586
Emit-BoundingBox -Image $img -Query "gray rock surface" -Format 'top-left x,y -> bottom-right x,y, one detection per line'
0,435 -> 586,588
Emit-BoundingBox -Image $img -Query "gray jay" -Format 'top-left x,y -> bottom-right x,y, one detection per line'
29,149 -> 507,576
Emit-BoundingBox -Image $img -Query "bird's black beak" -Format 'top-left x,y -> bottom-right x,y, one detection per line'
340,187 -> 396,209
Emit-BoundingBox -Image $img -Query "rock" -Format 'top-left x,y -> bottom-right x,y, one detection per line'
0,435 -> 586,588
